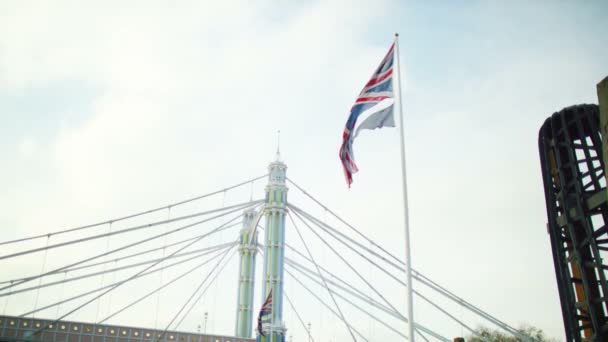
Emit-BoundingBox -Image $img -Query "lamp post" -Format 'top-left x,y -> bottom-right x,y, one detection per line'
204,312 -> 208,334
307,322 -> 311,342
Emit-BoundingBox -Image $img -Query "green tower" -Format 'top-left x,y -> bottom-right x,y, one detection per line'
259,156 -> 288,342
235,209 -> 258,338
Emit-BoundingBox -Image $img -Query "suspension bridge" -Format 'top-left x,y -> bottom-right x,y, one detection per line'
0,155 -> 531,342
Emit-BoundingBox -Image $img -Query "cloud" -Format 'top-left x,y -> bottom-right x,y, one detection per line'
1,1 -> 607,340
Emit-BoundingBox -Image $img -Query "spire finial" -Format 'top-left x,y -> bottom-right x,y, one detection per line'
275,130 -> 281,160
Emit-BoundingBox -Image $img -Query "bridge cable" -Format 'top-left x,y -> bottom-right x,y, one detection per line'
281,267 -> 370,342
290,207 -> 490,342
55,271 -> 68,318
155,244 -> 236,341
285,257 -> 403,321
1,243 -> 232,298
286,178 -> 402,266
95,222 -> 113,322
211,190 -> 226,334
289,202 -> 525,340
1,281 -> 10,315
0,224 -> 239,286
289,204 -> 402,273
290,209 -> 403,322
287,179 -> 525,338
416,331 -> 430,342
0,201 -> 260,294
288,259 -> 472,342
32,235 -> 50,318
0,174 -> 267,247
412,271 -> 525,340
287,211 -> 358,342
0,199 -> 258,261
284,291 -> 316,342
98,242 -> 236,324
257,244 -> 366,342
154,207 -> 171,331
173,244 -> 238,331
284,256 -> 448,342
19,244 -> 228,317
286,265 -> 408,341
286,265 -> 448,342
27,210 -> 250,338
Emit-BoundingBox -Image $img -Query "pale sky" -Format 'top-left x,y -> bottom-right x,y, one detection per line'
1,1 -> 607,341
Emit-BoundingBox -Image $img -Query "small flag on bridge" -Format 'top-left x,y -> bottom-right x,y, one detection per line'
339,43 -> 396,187
257,289 -> 273,337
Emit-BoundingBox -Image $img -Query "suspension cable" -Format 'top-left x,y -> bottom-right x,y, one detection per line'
27,210 -> 251,338
288,201 -> 525,340
283,268 -> 369,342
412,271 -> 525,340
0,221 -> 240,285
173,245 -> 238,331
19,244 -> 226,317
416,330 -> 430,342
286,178 -> 402,266
155,245 -> 236,341
291,204 -> 406,286
291,207 -> 494,342
66,221 -> 240,278
286,266 -> 409,341
290,204 -> 402,272
98,242 -> 236,324
0,174 -> 267,247
285,257 -> 449,342
290,209 -> 402,323
413,290 -> 487,342
32,235 -> 50,318
284,291 -> 316,342
1,242 -> 232,298
287,212 -> 357,342
285,257 -> 401,321
0,200 -> 258,261
0,202 -> 259,294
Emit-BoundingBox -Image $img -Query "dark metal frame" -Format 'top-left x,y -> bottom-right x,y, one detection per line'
539,104 -> 608,341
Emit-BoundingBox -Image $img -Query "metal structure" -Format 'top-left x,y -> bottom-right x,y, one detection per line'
0,153 -> 535,342
539,104 -> 608,341
0,315 -> 254,342
259,157 -> 288,342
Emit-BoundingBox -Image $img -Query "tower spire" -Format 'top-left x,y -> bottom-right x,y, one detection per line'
276,130 -> 281,161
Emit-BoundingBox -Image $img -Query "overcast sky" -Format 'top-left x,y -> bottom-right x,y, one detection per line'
1,1 -> 607,341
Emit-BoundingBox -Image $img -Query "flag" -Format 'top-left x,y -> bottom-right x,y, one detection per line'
257,289 -> 273,337
339,43 -> 396,186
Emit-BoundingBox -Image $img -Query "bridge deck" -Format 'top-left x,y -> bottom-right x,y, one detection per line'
0,315 -> 254,342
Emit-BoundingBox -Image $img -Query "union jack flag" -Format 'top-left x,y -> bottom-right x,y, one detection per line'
257,289 -> 273,337
339,43 -> 396,187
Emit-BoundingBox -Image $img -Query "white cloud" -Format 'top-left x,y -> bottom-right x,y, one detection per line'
1,1 -> 606,341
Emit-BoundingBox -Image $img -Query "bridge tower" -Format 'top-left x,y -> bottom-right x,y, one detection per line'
235,209 -> 259,338
259,155 -> 288,342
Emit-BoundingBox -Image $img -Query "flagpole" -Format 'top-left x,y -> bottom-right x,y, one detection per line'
394,33 -> 415,342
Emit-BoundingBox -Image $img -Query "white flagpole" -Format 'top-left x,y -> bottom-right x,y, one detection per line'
394,33 -> 415,342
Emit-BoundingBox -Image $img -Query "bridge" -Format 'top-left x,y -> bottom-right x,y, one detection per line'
0,155 -> 531,342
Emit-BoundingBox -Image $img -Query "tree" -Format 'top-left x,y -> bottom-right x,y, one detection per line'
466,325 -> 558,342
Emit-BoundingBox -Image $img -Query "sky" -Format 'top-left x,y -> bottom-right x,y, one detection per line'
1,1 -> 607,341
